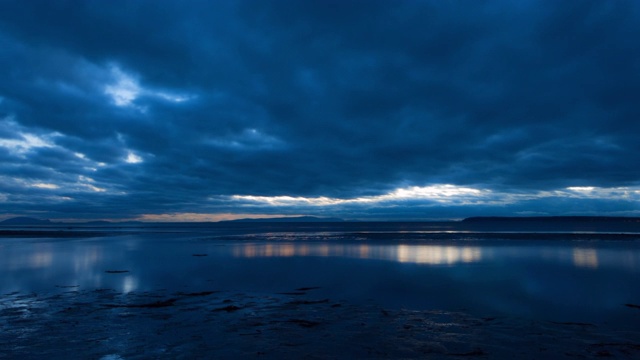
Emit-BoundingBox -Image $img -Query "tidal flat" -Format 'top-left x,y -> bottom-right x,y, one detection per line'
1,226 -> 639,358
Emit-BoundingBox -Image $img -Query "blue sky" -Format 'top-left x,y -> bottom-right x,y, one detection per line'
1,0 -> 640,221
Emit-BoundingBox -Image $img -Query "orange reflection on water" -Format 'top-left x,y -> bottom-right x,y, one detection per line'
572,248 -> 599,269
318,244 -> 330,257
359,244 -> 369,258
233,243 -> 483,265
235,244 -> 297,258
298,244 -> 310,256
397,245 -> 482,265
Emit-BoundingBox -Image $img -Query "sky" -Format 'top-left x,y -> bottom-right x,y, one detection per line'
1,0 -> 640,222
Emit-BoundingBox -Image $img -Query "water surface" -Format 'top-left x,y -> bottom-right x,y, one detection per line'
1,228 -> 639,329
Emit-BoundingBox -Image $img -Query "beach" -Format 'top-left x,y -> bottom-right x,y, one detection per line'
2,287 -> 639,359
1,226 -> 639,358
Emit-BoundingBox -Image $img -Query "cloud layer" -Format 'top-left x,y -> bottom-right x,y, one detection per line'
1,1 -> 640,220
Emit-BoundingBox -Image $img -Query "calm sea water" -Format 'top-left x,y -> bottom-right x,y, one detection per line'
1,223 -> 640,329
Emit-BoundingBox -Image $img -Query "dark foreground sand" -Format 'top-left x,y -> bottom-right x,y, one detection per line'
1,287 -> 639,359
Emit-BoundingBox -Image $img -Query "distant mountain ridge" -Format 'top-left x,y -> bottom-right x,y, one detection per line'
0,215 -> 344,225
222,216 -> 344,223
1,217 -> 51,224
0,217 -> 146,225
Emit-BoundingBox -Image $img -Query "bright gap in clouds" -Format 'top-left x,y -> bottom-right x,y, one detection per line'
32,183 -> 59,190
231,185 -> 492,206
0,124 -> 58,155
230,184 -> 640,207
125,151 -> 143,164
104,67 -> 140,106
566,187 -> 595,192
104,65 -> 193,107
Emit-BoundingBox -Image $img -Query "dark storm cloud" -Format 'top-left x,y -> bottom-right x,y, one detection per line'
1,0 -> 640,220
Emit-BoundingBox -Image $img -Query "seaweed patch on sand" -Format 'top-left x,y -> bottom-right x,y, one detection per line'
1,289 -> 639,359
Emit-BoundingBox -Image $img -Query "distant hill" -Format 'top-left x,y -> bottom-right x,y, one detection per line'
462,216 -> 640,223
82,220 -> 113,225
223,216 -> 344,223
1,216 -> 52,225
73,220 -> 144,225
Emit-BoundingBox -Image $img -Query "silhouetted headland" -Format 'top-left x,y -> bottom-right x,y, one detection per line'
463,216 -> 640,223
0,216 -> 51,225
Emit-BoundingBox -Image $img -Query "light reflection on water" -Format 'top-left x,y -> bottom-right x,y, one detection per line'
397,245 -> 481,264
228,241 -> 640,272
30,245 -> 54,269
572,248 -> 599,269
232,243 -> 484,265
1,234 -> 640,325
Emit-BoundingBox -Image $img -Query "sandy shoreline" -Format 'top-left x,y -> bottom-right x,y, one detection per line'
2,287 -> 639,359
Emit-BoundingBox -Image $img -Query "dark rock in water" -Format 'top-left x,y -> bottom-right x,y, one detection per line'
105,270 -> 129,274
295,287 -> 321,291
287,319 -> 321,328
176,291 -> 218,297
288,299 -> 329,305
550,321 -> 595,327
192,254 -> 208,257
449,349 -> 486,356
103,298 -> 177,308
212,305 -> 242,312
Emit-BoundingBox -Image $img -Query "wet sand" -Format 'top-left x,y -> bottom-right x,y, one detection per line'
1,287 -> 639,359
2,227 -> 639,358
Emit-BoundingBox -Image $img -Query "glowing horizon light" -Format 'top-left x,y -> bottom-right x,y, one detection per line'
229,183 -> 640,209
230,184 -> 491,207
386,185 -> 484,201
560,186 -> 640,200
567,186 -> 595,192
